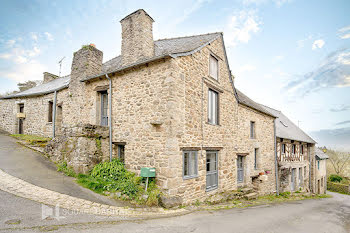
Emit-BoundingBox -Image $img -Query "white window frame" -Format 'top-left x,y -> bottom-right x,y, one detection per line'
209,54 -> 219,80
183,151 -> 198,179
208,89 -> 219,125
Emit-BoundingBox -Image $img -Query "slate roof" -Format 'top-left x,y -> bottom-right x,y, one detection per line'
260,104 -> 316,144
1,32 -> 222,99
235,89 -> 277,117
1,75 -> 70,99
315,148 -> 329,160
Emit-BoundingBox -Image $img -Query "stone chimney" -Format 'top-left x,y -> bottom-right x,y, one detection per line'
69,44 -> 103,91
120,9 -> 155,66
43,72 -> 58,84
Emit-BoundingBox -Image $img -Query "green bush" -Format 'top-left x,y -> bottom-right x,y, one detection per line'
57,161 -> 76,177
327,181 -> 350,195
76,159 -> 160,205
329,174 -> 343,183
279,191 -> 291,198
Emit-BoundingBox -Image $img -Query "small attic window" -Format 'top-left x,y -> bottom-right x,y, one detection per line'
280,120 -> 288,127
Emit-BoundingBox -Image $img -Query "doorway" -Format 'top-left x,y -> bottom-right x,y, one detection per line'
291,168 -> 296,191
18,103 -> 24,134
237,155 -> 244,183
206,151 -> 218,191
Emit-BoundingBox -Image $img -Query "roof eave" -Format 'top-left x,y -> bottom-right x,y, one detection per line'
0,85 -> 69,100
81,54 -> 172,82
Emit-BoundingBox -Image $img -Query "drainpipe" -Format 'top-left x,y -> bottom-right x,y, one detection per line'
105,74 -> 113,162
52,91 -> 57,138
308,144 -> 311,192
274,119 -> 279,195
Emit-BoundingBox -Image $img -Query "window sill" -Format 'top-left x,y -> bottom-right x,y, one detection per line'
183,175 -> 198,180
206,186 -> 218,192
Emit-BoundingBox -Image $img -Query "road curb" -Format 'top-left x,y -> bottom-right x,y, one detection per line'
0,169 -> 189,218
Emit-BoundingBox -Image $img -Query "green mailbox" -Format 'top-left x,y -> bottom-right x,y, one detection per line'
140,167 -> 156,178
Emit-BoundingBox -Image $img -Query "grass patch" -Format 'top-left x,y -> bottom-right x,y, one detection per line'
10,134 -> 51,146
76,159 -> 160,206
56,161 -> 76,177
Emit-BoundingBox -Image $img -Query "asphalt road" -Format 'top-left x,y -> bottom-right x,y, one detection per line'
0,190 -> 349,232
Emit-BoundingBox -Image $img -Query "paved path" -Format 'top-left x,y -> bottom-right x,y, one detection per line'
0,133 -> 119,206
0,133 -> 186,220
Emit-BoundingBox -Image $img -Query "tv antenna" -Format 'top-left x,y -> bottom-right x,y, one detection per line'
58,57 -> 65,77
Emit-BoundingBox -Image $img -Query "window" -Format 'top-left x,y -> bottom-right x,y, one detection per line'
48,101 -> 53,122
317,160 -> 320,170
209,55 -> 218,80
250,121 -> 255,139
300,145 -> 304,154
208,89 -> 219,125
19,103 -> 24,113
304,166 -> 306,177
254,148 -> 259,170
292,144 -> 296,154
183,151 -> 198,179
321,177 -> 323,187
206,151 -> 218,190
281,143 -> 286,154
117,145 -> 125,163
100,91 -> 108,126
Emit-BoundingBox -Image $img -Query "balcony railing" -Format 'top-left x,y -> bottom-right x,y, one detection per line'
279,153 -> 306,162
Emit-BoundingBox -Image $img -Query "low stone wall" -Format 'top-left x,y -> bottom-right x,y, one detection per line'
327,181 -> 350,195
45,124 -> 110,174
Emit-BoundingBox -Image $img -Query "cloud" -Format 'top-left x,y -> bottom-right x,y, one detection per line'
0,60 -> 46,82
0,53 -> 12,59
338,25 -> 350,39
284,48 -> 350,96
6,39 -> 16,47
44,32 -> 54,41
239,64 -> 256,72
30,32 -> 38,41
310,127 -> 350,151
335,120 -> 350,126
242,0 -> 292,7
27,46 -> 40,57
13,56 -> 27,64
312,39 -> 325,50
330,105 -> 350,112
224,10 -> 261,47
297,35 -> 312,48
173,0 -> 210,26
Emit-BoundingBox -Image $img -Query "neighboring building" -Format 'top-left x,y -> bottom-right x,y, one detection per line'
314,148 -> 329,194
260,105 -> 319,193
0,9 -> 326,204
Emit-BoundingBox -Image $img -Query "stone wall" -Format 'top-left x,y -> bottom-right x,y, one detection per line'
45,124 -> 110,174
315,158 -> 327,194
0,89 -> 68,137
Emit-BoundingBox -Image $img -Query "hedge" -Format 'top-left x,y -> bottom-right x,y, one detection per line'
327,181 -> 350,195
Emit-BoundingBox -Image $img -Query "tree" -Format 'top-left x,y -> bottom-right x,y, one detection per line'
326,148 -> 350,176
17,80 -> 40,92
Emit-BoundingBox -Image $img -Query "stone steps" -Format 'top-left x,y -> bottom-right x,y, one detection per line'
244,192 -> 258,200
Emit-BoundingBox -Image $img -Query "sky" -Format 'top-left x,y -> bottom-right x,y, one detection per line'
0,0 -> 349,150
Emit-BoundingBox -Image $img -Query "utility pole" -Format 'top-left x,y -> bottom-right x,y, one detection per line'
58,57 -> 65,78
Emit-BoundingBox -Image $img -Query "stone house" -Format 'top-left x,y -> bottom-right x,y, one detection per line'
0,9 -> 326,204
314,148 -> 329,194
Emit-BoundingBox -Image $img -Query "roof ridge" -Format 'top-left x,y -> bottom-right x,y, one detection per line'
155,32 -> 222,42
103,55 -> 121,64
259,103 -> 281,113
